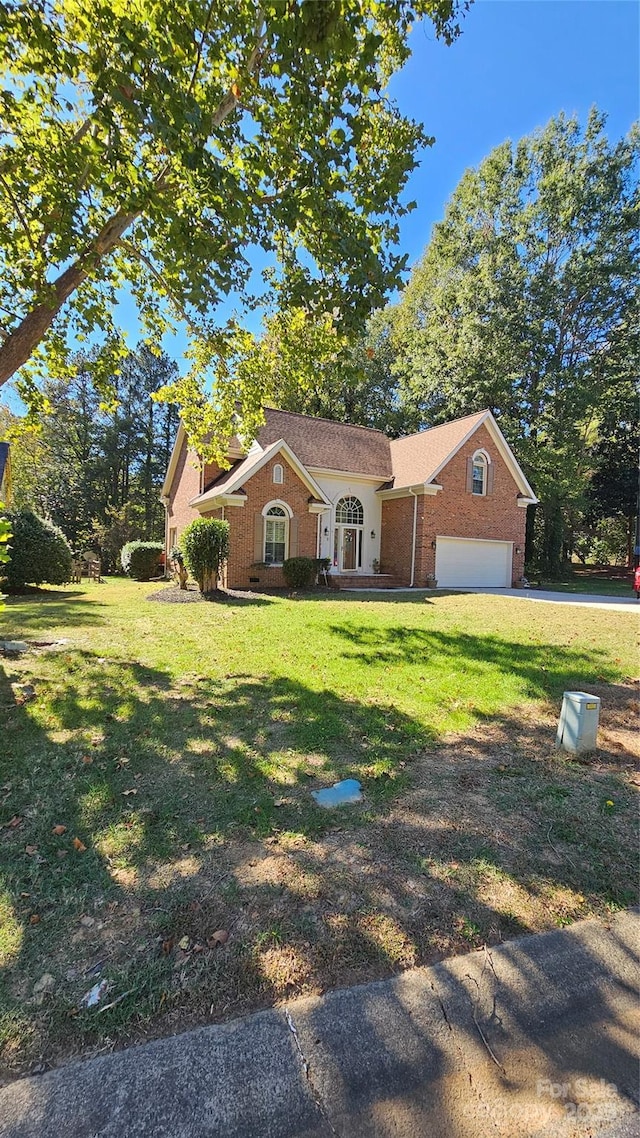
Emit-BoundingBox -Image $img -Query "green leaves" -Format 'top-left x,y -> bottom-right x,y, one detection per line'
390,110 -> 639,572
0,0 -> 466,403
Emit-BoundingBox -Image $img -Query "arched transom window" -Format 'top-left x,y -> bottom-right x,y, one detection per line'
471,451 -> 489,496
335,496 -> 364,526
263,503 -> 289,564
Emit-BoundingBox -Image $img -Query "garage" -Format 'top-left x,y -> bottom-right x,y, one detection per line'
435,536 -> 513,588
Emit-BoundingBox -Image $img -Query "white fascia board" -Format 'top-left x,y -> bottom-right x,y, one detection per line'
428,411 -> 538,502
160,420 -> 186,499
191,493 -> 247,512
307,466 -> 392,483
193,439 -> 331,506
377,483 -> 443,500
233,440 -> 330,503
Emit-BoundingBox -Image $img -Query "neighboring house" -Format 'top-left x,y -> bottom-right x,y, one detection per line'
0,442 -> 11,505
161,407 -> 538,590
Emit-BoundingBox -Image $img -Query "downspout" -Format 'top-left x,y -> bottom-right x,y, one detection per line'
409,487 -> 418,588
161,494 -> 169,578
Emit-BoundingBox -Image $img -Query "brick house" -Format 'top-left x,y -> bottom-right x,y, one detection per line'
161,407 -> 537,589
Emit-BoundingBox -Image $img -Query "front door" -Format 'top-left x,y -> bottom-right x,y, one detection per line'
334,526 -> 362,572
342,527 -> 358,571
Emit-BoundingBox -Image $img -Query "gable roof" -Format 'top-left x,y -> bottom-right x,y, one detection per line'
388,410 -> 537,500
255,408 -> 392,478
190,438 -> 330,508
389,411 -> 488,489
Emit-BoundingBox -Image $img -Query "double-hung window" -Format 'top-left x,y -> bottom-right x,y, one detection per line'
264,505 -> 287,564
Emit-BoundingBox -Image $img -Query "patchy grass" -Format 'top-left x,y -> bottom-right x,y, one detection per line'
0,578 -> 637,1076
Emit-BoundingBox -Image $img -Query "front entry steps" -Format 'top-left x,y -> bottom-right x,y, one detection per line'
327,574 -> 405,590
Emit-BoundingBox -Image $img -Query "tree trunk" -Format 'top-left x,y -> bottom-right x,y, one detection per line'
0,209 -> 138,386
541,497 -> 564,579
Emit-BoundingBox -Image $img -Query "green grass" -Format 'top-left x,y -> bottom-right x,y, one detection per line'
538,566 -> 634,596
0,578 -> 637,1073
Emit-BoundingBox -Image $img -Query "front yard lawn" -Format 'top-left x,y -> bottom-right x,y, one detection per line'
538,566 -> 634,596
0,579 -> 637,1076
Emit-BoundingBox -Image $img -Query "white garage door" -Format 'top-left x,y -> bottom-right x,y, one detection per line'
435,537 -> 512,588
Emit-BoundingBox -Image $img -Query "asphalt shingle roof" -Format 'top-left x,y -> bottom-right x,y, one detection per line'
388,411 -> 488,489
256,408 -> 392,478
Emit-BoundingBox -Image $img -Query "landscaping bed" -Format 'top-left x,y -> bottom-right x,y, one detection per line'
0,579 -> 637,1079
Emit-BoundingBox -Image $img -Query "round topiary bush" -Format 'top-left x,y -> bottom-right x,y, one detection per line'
120,541 -> 164,581
2,508 -> 72,588
282,556 -> 316,590
180,518 -> 230,593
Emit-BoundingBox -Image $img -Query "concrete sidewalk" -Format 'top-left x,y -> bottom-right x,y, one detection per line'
1,910 -> 638,1138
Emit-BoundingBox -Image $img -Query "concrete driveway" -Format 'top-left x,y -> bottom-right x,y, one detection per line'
447,587 -> 639,612
1,909 -> 638,1138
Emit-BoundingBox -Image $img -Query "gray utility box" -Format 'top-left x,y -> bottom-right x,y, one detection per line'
556,691 -> 601,754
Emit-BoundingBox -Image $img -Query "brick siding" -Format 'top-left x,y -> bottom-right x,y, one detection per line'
203,454 -> 319,589
380,423 -> 527,586
165,437 -> 202,557
166,422 -> 527,589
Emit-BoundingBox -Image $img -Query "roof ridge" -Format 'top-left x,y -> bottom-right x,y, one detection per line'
264,406 -> 388,437
392,409 -> 490,445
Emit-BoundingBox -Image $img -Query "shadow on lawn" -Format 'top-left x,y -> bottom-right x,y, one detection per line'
3,588 -> 107,632
0,634 -> 636,1084
327,623 -> 623,699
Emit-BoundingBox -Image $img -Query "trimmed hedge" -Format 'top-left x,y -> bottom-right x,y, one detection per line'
282,556 -> 316,590
2,508 -> 72,588
180,518 -> 230,593
121,541 -> 164,581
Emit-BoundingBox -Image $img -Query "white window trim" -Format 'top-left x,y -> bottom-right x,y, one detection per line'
471,449 -> 490,496
262,500 -> 291,566
273,463 -> 284,485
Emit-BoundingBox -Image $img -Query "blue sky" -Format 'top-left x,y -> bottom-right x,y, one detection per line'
390,0 -> 639,268
159,0 -> 634,357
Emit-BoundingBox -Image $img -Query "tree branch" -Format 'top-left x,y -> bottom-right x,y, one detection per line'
119,239 -> 193,328
0,172 -> 37,253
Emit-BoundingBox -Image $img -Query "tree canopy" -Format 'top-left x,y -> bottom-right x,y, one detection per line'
0,0 -> 465,443
390,110 -> 639,574
1,343 -> 179,565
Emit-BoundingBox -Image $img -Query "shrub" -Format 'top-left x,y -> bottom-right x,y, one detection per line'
121,541 -> 164,581
283,556 -> 316,590
2,508 -> 72,588
180,518 -> 230,593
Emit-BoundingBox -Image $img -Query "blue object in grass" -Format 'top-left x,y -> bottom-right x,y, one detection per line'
312,778 -> 363,808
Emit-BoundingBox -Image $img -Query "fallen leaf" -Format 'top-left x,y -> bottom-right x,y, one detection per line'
25,845 -> 38,856
51,824 -> 67,836
161,937 -> 175,955
207,929 -> 229,946
5,815 -> 22,828
29,914 -> 41,925
72,837 -> 87,852
177,935 -> 190,950
122,789 -> 138,797
57,849 -> 67,859
81,755 -> 93,765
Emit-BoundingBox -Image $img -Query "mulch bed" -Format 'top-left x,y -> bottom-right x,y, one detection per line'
146,584 -> 272,603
